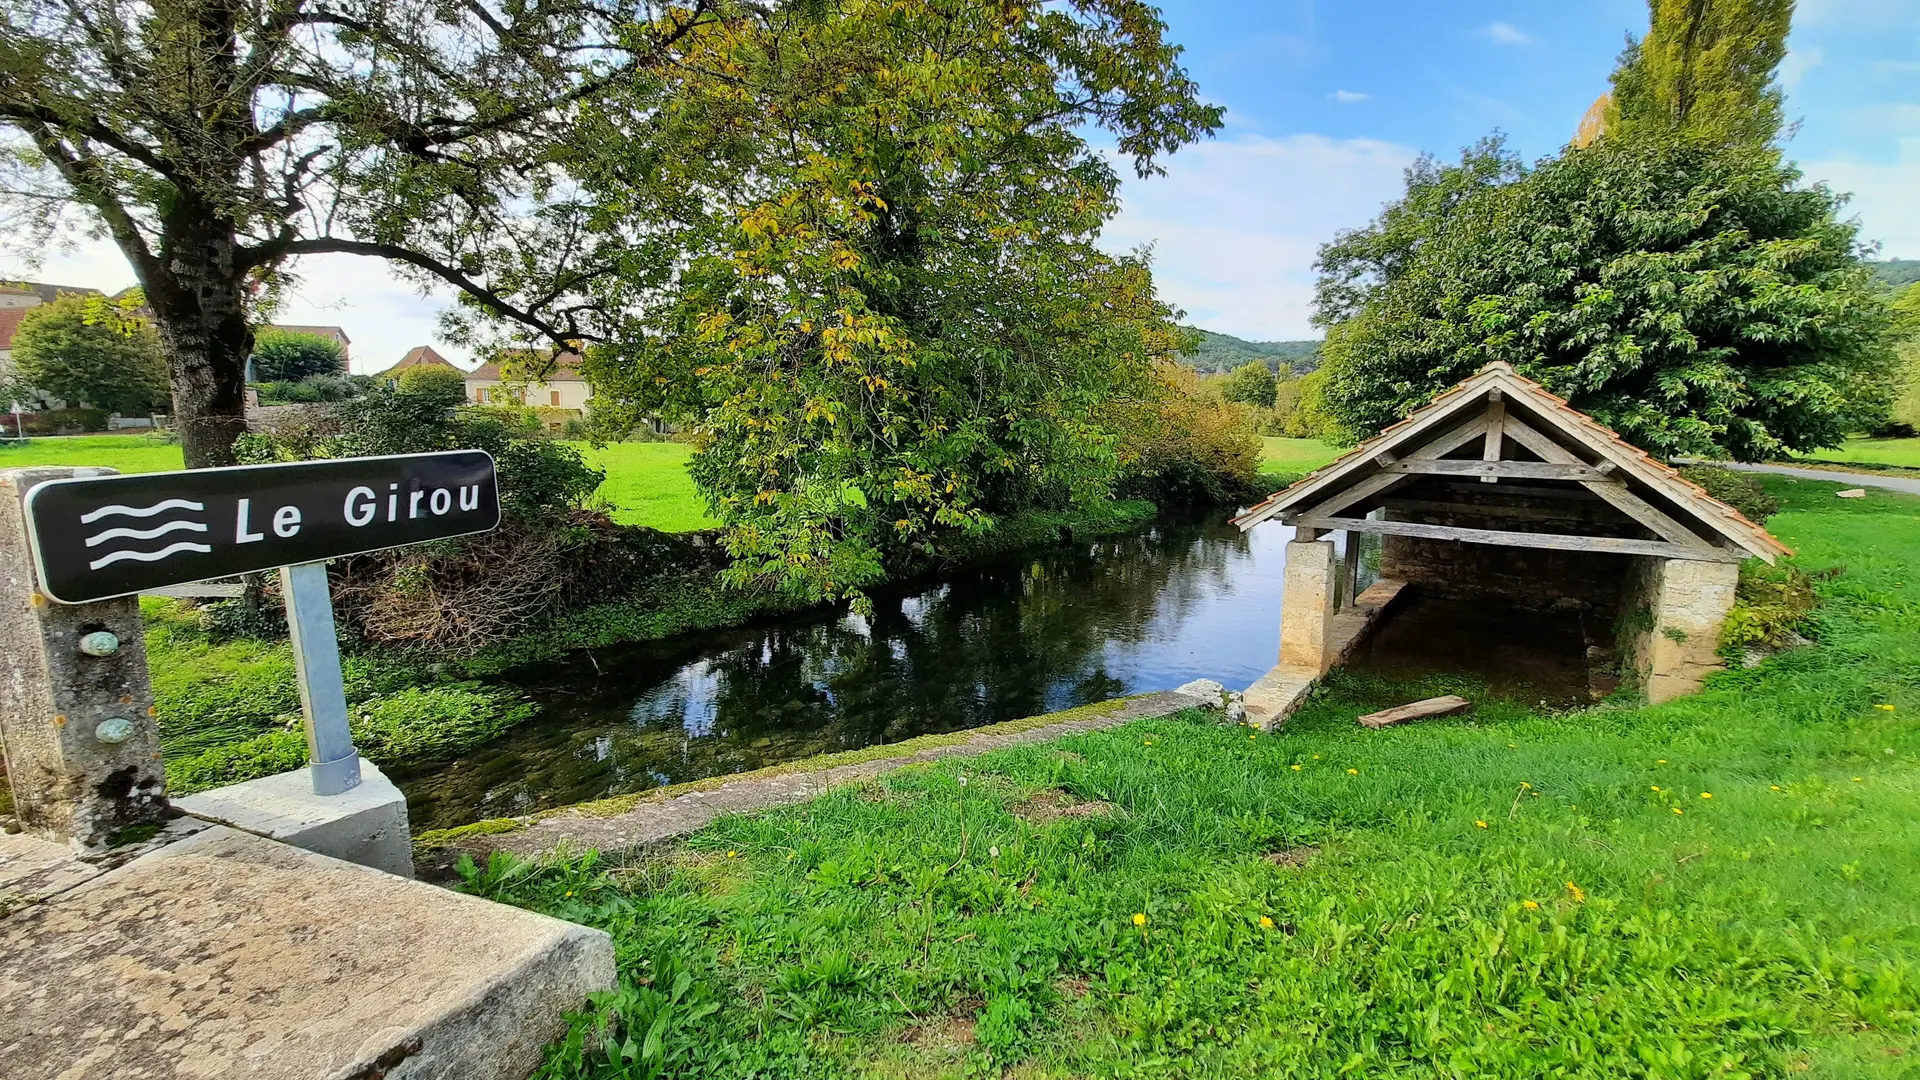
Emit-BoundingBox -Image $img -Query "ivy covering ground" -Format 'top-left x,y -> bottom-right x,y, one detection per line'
463,476 -> 1920,1078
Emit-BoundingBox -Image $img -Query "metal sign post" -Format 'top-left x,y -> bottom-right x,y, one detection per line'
19,450 -> 501,798
281,561 -> 361,795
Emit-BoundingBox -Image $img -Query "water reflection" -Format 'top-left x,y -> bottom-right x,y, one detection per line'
395,514 -> 1295,831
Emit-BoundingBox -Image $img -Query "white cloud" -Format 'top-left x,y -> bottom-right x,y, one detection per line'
0,240 -> 474,374
1802,138 -> 1920,258
1102,133 -> 1418,341
1482,21 -> 1533,46
1779,47 -> 1824,91
1329,89 -> 1371,104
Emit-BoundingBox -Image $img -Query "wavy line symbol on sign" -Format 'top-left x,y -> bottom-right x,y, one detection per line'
82,498 -> 211,571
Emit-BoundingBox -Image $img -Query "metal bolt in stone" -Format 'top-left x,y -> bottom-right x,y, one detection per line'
78,630 -> 121,657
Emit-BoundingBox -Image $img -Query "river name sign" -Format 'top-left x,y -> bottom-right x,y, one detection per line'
11,449 -> 498,800
23,450 -> 499,604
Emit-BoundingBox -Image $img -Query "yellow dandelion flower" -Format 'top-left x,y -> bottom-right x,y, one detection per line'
726,850 -> 738,858
1520,782 -> 1532,789
1876,704 -> 1896,711
1657,759 -> 1668,765
1475,820 -> 1489,829
1347,768 -> 1359,775
1522,900 -> 1539,910
1564,881 -> 1586,903
1507,743 -> 1517,749
1699,792 -> 1712,799
1769,785 -> 1781,791
1132,912 -> 1148,927
1313,754 -> 1321,760
1259,916 -> 1275,930
1673,807 -> 1684,815
1852,777 -> 1863,783
1291,764 -> 1302,771
1250,733 -> 1257,740
1650,785 -> 1661,792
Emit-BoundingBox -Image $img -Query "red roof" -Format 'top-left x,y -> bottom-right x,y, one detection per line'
378,345 -> 457,377
466,350 -> 586,382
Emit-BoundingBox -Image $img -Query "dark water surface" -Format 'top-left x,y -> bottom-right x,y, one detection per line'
394,515 -> 1297,832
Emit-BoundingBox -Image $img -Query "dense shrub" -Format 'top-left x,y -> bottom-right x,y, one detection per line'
395,364 -> 468,404
233,382 -> 604,652
250,329 -> 344,381
0,407 -> 112,435
1112,365 -> 1264,506
1678,465 -> 1780,523
1721,560 -> 1817,656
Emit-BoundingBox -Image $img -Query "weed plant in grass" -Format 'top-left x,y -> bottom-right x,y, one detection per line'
462,476 -> 1920,1078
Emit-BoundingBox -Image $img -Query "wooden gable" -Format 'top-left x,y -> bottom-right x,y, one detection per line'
1233,363 -> 1787,565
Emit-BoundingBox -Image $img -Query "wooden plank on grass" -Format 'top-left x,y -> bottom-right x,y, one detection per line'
1357,695 -> 1473,729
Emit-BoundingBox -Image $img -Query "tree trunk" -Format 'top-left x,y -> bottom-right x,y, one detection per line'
142,217 -> 253,470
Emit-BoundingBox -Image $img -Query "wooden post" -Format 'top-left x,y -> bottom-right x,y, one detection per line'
1340,530 -> 1361,610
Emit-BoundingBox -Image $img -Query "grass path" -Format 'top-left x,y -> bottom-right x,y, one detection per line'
463,475 -> 1920,1079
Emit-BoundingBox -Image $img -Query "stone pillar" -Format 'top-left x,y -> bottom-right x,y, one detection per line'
1279,537 -> 1340,671
1639,557 -> 1740,704
0,467 -> 168,851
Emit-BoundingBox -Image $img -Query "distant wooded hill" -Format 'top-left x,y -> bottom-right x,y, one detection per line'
1871,259 -> 1920,289
1180,328 -> 1320,374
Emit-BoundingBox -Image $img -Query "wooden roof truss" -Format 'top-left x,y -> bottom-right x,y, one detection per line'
1234,364 -> 1786,565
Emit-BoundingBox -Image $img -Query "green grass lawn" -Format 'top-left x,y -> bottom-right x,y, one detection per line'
463,475 -> 1920,1079
570,441 -> 716,532
1792,435 -> 1920,471
1258,436 -> 1340,491
0,432 -> 718,532
0,434 -> 185,474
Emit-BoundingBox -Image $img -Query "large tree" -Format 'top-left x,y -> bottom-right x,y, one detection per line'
8,293 -> 168,411
0,0 -> 712,466
529,2 -> 1223,606
1606,0 -> 1792,146
1314,137 -> 1895,460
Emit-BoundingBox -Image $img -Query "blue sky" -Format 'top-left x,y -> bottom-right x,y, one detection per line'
10,0 -> 1917,368
1107,0 -> 1920,341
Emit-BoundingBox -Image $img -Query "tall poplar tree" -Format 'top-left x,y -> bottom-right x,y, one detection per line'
1605,0 -> 1794,145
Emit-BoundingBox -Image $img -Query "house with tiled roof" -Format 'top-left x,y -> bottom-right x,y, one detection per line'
376,345 -> 459,384
464,351 -> 592,412
0,281 -> 103,309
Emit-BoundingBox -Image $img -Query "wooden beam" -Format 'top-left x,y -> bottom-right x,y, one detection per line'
1340,530 -> 1361,610
1379,497 -> 1613,524
1499,415 -> 1718,554
1480,391 -> 1506,484
1358,695 -> 1473,729
1295,416 -> 1492,521
1281,514 -> 1745,562
1381,459 -> 1616,481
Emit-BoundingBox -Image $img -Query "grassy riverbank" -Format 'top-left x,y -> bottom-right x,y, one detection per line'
458,474 -> 1920,1079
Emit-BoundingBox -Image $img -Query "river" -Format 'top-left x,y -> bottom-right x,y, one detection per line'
393,513 -> 1302,832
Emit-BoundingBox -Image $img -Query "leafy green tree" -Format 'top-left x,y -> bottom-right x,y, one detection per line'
1220,361 -> 1277,409
1606,0 -> 1792,146
1891,283 -> 1920,431
249,330 -> 342,383
7,295 -> 168,413
396,364 -> 468,406
552,3 -> 1222,606
0,0 -> 714,467
1315,137 -> 1896,460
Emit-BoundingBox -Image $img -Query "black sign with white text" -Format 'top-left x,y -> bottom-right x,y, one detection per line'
25,450 -> 500,604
